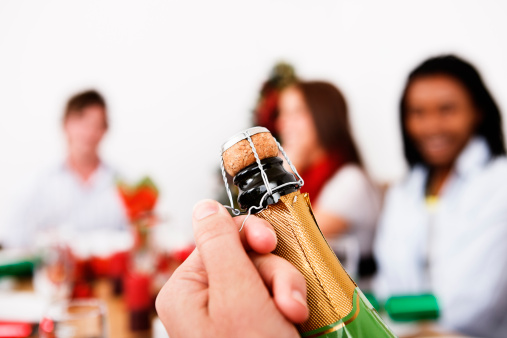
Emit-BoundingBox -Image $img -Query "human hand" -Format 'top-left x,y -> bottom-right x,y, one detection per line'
156,200 -> 308,337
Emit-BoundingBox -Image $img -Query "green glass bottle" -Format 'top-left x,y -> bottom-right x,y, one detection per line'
221,127 -> 396,337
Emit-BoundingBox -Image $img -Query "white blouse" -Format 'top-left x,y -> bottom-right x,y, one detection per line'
316,164 -> 382,258
374,138 -> 507,338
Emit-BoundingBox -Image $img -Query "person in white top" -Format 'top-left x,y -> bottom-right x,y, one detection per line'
374,55 -> 507,337
276,81 -> 381,279
317,166 -> 381,268
3,90 -> 128,248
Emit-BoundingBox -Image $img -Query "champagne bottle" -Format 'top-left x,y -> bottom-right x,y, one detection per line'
220,127 -> 396,337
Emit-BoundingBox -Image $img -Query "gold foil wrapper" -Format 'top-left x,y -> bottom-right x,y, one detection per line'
257,191 -> 356,333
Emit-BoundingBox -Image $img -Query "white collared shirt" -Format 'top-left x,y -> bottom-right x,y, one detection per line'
2,161 -> 129,248
374,137 -> 507,337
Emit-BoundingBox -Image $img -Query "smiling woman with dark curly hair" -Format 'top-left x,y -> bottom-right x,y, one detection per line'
374,55 -> 507,338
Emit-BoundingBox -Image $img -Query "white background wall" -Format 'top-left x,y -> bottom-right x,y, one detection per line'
1,0 -> 506,240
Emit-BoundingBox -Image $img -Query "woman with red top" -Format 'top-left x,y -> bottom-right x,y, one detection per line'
276,81 -> 381,279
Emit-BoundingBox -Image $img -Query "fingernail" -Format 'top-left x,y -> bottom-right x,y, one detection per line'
292,290 -> 307,308
193,200 -> 219,220
268,228 -> 277,242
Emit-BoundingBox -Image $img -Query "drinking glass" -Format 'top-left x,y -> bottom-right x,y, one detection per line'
33,227 -> 75,300
39,298 -> 107,338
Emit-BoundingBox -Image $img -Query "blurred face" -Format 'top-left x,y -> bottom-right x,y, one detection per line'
64,105 -> 107,159
405,75 -> 480,168
276,87 -> 322,168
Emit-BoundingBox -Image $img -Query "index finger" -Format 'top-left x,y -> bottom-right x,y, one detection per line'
235,215 -> 277,254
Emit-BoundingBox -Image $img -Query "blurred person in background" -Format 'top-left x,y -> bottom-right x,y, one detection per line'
253,62 -> 298,141
276,81 -> 382,280
374,55 -> 507,337
218,62 -> 297,210
2,90 -> 128,248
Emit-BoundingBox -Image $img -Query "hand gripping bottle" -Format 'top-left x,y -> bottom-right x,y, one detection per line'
220,127 -> 396,338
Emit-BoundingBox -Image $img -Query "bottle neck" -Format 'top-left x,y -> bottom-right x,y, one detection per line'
233,157 -> 299,213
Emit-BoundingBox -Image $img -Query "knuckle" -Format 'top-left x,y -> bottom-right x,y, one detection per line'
176,267 -> 208,285
195,221 -> 232,247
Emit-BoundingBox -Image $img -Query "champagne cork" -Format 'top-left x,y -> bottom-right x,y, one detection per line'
222,127 -> 278,176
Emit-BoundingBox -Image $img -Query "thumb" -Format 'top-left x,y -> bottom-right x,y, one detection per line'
192,200 -> 261,295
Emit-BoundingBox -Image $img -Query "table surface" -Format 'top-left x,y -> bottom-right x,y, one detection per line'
10,278 -> 468,338
94,279 -> 153,338
13,277 -> 153,338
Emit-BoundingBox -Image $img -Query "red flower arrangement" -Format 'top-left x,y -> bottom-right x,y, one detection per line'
117,177 -> 163,330
117,177 -> 159,222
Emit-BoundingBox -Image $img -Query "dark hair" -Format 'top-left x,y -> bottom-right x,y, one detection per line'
64,90 -> 108,128
400,55 -> 505,167
295,81 -> 362,165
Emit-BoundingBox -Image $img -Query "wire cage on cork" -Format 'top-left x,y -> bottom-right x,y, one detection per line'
220,127 -> 304,225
